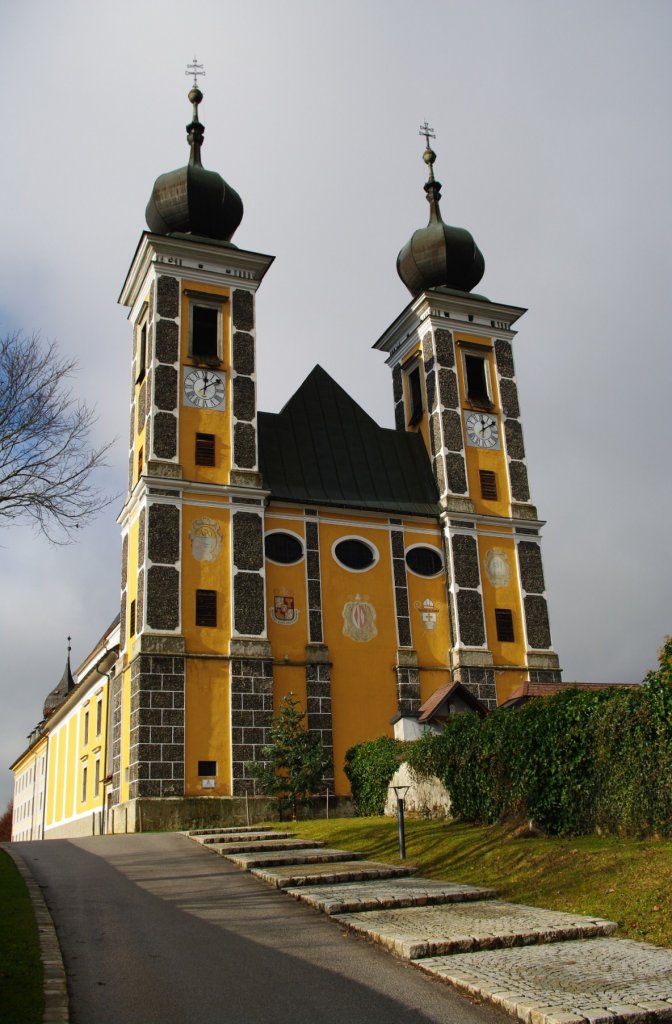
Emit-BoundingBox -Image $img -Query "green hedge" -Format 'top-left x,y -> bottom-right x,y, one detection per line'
347,643 -> 672,835
406,676 -> 672,835
344,736 -> 406,816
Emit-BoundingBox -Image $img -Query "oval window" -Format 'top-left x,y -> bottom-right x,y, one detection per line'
264,532 -> 304,565
405,545 -> 443,577
333,537 -> 377,572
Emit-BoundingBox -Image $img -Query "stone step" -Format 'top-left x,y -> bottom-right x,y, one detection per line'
187,826 -> 276,836
210,838 -> 323,856
199,831 -> 297,845
333,901 -> 617,960
285,878 -> 497,915
251,860 -> 417,889
224,847 -> 363,870
418,936 -> 672,1024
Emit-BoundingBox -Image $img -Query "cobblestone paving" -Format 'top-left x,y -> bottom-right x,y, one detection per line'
250,860 -> 416,888
210,838 -> 324,856
334,902 -> 617,959
187,827 -> 275,836
225,847 -> 363,869
285,878 -> 497,914
418,937 -> 672,1023
199,831 -> 297,845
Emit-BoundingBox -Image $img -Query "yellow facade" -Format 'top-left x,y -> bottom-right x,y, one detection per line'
10,736 -> 47,842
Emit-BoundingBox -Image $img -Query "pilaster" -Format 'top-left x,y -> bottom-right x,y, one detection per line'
305,643 -> 334,791
229,638 -> 274,795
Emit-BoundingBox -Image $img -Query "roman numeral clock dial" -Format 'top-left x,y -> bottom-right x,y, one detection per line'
183,368 -> 226,409
465,412 -> 500,449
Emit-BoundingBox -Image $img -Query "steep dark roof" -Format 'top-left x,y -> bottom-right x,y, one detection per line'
43,653 -> 76,719
258,366 -> 439,516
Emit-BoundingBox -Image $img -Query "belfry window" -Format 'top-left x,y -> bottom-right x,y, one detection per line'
187,292 -> 225,363
406,364 -> 424,426
136,316 -> 148,384
464,353 -> 491,404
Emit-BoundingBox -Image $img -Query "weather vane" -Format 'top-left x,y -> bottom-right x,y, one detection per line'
419,120 -> 435,148
186,57 -> 205,88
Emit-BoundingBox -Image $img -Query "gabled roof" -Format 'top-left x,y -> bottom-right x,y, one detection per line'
258,366 -> 439,516
418,681 -> 489,722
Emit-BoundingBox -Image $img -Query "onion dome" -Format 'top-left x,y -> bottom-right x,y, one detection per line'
397,138 -> 484,296
43,638 -> 76,719
145,85 -> 243,242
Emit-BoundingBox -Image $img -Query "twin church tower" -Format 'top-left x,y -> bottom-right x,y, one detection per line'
112,83 -> 560,806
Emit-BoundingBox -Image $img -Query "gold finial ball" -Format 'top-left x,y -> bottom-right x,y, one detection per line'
188,87 -> 203,105
423,147 -> 436,165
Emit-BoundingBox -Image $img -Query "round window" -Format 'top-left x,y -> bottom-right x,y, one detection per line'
333,537 -> 377,571
405,545 -> 443,577
264,532 -> 304,565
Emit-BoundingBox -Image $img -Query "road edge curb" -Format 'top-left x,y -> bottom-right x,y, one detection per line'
2,844 -> 70,1023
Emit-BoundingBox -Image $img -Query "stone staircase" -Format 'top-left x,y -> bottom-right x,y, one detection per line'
185,826 -> 672,1023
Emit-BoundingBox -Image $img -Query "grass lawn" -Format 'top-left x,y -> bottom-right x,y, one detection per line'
0,849 -> 43,1024
268,817 -> 672,948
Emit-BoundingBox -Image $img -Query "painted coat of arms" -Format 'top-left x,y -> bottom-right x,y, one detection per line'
342,594 -> 377,642
414,597 -> 440,631
270,592 -> 298,625
188,517 -> 222,562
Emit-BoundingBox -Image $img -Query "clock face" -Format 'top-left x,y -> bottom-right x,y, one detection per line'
183,368 -> 226,409
465,412 -> 500,449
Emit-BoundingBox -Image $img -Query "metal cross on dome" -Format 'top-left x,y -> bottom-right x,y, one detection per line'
419,120 -> 435,147
186,58 -> 205,87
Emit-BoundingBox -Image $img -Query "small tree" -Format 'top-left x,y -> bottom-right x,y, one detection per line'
248,693 -> 330,819
0,331 -> 114,542
0,802 -> 13,842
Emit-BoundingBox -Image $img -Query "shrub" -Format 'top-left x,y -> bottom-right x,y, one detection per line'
344,736 -> 406,815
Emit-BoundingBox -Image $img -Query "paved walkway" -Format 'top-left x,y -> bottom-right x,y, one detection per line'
9,833 -> 506,1024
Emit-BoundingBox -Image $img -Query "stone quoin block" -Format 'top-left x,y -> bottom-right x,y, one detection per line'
156,275 -> 179,319
232,289 -> 254,331
232,332 -> 255,375
148,504 -> 180,565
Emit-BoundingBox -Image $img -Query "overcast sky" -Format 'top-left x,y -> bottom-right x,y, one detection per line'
1,0 -> 671,809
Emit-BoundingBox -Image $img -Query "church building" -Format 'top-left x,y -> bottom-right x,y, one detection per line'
11,85 -> 560,838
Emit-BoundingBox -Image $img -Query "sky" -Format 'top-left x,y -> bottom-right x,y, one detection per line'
1,0 -> 671,808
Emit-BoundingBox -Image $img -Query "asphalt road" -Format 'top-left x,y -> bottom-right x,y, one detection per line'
16,833 -> 508,1024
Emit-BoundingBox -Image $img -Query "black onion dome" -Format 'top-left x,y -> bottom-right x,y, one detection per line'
397,145 -> 484,296
43,643 -> 76,719
145,87 -> 243,242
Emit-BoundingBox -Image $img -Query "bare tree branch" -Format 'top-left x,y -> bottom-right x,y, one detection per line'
0,331 -> 116,543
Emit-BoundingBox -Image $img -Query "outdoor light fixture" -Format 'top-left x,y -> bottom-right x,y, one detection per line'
389,784 -> 410,860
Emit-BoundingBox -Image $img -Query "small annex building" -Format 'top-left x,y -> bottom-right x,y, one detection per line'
12,87 -> 564,837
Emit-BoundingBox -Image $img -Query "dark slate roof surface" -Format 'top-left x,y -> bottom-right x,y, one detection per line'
258,366 -> 439,516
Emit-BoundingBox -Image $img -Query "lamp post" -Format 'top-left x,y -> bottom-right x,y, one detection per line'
389,784 -> 410,860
